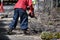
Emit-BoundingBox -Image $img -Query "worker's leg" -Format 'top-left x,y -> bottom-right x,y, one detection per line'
9,9 -> 19,29
19,9 -> 28,30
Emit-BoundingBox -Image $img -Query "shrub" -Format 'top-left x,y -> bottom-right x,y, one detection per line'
54,32 -> 60,39
41,31 -> 53,40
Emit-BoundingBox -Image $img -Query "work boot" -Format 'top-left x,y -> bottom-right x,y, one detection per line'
7,28 -> 13,35
23,29 -> 30,35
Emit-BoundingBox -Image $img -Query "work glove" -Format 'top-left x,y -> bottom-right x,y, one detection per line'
28,10 -> 35,18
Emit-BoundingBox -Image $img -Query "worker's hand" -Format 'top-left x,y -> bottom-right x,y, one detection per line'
28,11 -> 35,18
27,6 -> 30,10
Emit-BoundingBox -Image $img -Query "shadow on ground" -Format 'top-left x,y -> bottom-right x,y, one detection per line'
0,20 -> 8,34
0,35 -> 10,40
0,20 -> 10,40
0,20 -> 9,27
0,28 -> 10,40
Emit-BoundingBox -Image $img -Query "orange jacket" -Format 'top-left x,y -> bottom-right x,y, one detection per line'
14,0 -> 34,13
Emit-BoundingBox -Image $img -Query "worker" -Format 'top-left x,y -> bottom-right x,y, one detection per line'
7,0 -> 34,35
